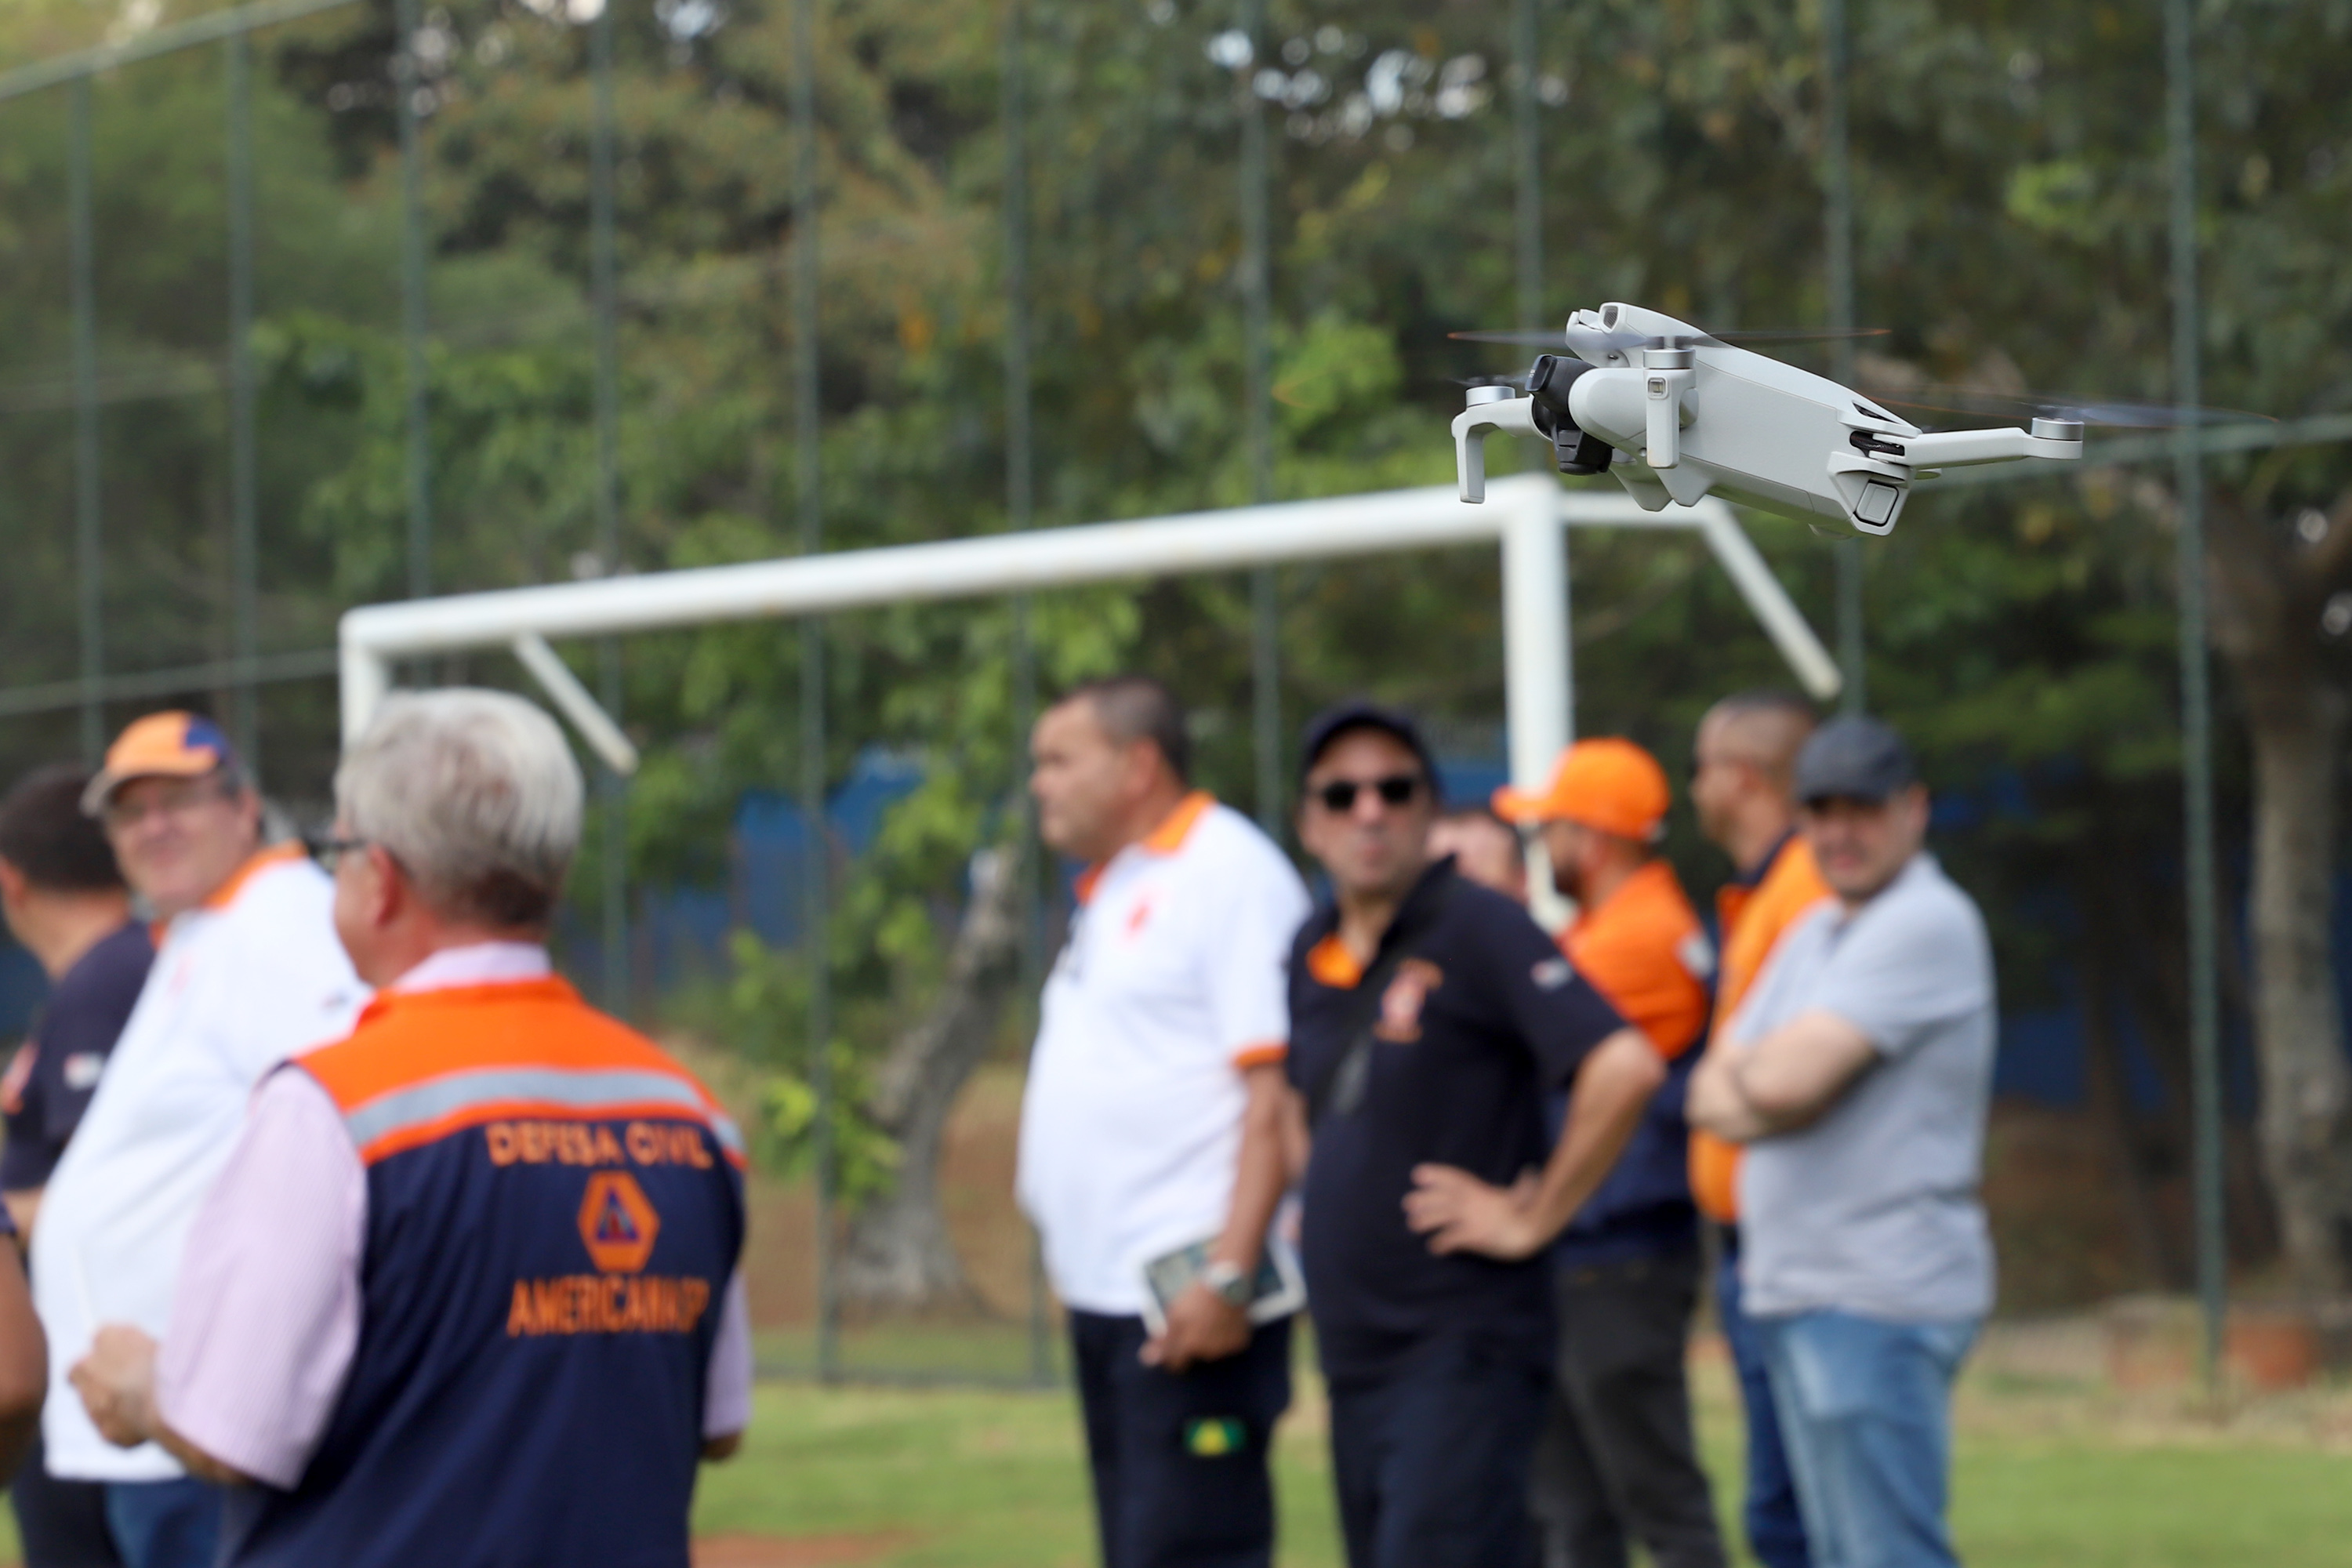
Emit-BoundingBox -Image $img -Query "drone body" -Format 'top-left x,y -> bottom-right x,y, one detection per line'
1453,302 -> 2083,533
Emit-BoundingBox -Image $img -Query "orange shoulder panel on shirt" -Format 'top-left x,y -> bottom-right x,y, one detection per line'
1692,837 -> 1834,1222
199,841 -> 308,912
298,978 -> 737,1167
1305,933 -> 1364,989
1563,861 -> 1709,1061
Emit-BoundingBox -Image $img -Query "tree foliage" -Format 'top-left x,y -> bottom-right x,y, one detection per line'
4,0 -> 2350,1290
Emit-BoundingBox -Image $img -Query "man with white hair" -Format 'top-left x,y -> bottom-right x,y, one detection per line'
67,689 -> 751,1568
32,714 -> 362,1568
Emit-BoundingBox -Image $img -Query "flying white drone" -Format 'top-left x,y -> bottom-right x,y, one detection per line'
1450,301 -> 2084,534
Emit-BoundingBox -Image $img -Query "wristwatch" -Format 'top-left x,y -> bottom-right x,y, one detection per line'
1201,1259 -> 1253,1309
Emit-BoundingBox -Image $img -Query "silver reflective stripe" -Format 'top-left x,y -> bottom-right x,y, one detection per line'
344,1067 -> 721,1150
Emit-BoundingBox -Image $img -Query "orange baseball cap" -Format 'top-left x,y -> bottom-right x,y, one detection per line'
81,712 -> 239,815
1492,738 -> 1671,842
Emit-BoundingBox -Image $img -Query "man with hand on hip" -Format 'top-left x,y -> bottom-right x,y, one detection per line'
67,689 -> 750,1568
1016,675 -> 1308,1568
1283,702 -> 1663,1568
1686,691 -> 1828,1568
1494,739 -> 1726,1568
32,714 -> 363,1568
1690,717 -> 1995,1568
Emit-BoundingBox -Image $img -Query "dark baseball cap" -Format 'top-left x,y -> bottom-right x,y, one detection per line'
1298,700 -> 1443,797
1794,716 -> 1917,805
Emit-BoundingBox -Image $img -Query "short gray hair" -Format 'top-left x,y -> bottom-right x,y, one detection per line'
336,688 -> 585,930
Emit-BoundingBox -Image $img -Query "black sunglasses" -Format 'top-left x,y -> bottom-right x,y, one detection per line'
1312,773 -> 1424,814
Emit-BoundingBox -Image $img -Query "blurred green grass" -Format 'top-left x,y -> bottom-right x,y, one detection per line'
3,1355 -> 2341,1565
694,1357 -> 2352,1568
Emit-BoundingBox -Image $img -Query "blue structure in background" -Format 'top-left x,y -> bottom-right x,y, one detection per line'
3,739 -> 2339,1117
586,747 -> 926,995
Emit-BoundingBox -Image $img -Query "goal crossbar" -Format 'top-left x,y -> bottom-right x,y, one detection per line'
339,474 -> 1841,798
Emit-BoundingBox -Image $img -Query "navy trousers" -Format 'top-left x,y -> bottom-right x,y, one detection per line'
1326,1331 -> 1552,1568
1069,1309 -> 1293,1568
13,1425 -> 122,1568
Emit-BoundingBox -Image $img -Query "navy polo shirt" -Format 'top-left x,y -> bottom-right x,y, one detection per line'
1286,859 -> 1627,1385
2,921 -> 151,1192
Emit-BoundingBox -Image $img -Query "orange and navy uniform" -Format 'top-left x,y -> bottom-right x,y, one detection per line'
1552,859 -> 1715,1265
1689,833 -> 1831,1225
227,978 -> 744,1568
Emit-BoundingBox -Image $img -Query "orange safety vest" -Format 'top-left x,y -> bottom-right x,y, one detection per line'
1690,836 -> 1831,1223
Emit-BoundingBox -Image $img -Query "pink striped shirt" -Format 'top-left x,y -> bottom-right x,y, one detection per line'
154,945 -> 753,1489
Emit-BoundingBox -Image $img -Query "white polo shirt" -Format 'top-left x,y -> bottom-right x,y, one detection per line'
34,844 -> 367,1482
1015,794 -> 1308,1316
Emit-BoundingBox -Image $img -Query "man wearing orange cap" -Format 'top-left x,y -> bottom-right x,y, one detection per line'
1685,691 -> 1827,1568
1494,739 -> 1726,1568
30,714 -> 363,1568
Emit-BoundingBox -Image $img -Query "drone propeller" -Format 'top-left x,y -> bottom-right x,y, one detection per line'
1860,384 -> 2272,430
1444,372 -> 1531,390
1449,325 -> 1891,350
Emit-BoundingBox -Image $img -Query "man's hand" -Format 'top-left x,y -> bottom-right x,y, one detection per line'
1404,1167 -> 1543,1260
1141,1283 -> 1251,1372
71,1325 -> 159,1450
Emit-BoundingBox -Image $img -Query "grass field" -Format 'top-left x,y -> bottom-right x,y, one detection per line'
690,1351 -> 2352,1568
0,1347 -> 2338,1565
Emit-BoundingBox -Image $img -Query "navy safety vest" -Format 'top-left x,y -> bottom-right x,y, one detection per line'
223,977 -> 746,1568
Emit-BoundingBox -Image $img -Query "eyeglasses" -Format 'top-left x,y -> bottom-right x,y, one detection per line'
1312,774 -> 1424,814
305,833 -> 373,874
102,778 -> 234,833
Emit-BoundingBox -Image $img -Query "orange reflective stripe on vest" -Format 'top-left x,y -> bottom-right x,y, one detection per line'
299,978 -> 744,1169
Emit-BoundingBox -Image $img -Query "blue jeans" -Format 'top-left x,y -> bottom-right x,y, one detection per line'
102,1478 -> 220,1568
1754,1310 -> 1977,1568
1715,1243 -> 1809,1568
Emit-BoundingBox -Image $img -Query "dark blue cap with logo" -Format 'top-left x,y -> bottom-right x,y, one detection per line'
1298,699 -> 1443,800
1795,715 -> 1916,804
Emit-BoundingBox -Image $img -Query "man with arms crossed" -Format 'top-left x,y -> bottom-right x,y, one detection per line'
70,689 -> 750,1567
1690,717 -> 1995,1568
1283,702 -> 1662,1568
1017,675 -> 1308,1568
32,715 -> 361,1568
1494,739 -> 1726,1568
0,766 -> 151,1568
1685,691 -> 1827,1568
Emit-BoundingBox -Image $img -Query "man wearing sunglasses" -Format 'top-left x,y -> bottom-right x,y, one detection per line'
1283,702 -> 1664,1568
30,714 -> 362,1568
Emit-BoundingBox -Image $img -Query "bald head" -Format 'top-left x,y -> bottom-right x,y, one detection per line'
1700,691 -> 1817,790
1692,691 -> 1817,870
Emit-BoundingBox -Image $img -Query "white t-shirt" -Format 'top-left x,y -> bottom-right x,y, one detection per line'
1015,795 -> 1308,1316
34,845 -> 367,1482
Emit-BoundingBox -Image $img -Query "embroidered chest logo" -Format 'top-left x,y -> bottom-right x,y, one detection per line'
1375,959 -> 1445,1043
1124,896 -> 1153,938
579,1171 -> 661,1274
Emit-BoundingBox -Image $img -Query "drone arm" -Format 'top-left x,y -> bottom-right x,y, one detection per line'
1898,426 -> 2083,469
1452,395 -> 1541,503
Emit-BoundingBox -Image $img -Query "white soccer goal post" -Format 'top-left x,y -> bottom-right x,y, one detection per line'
339,474 -> 1841,802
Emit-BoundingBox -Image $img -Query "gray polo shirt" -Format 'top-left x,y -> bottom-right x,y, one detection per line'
1731,851 -> 1996,1323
